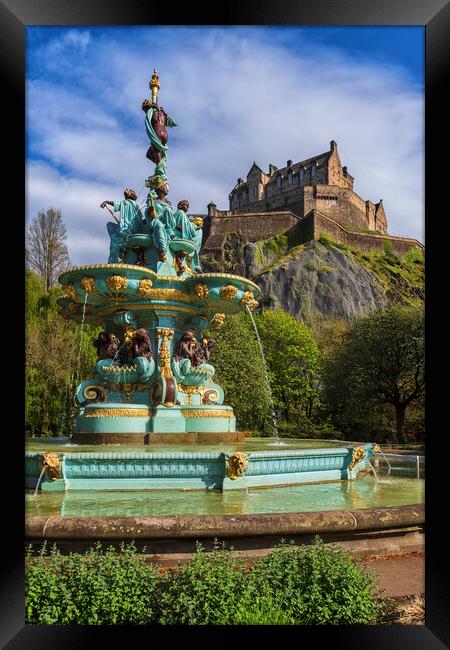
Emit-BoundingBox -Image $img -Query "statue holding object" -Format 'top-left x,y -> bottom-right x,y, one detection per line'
100,189 -> 144,263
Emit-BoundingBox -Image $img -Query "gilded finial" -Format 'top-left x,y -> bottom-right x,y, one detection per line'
149,68 -> 160,104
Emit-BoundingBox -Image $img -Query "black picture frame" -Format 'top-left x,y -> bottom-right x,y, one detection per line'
4,0 -> 449,647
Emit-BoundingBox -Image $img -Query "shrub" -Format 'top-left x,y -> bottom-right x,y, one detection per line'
25,539 -> 389,625
403,247 -> 424,265
25,542 -> 160,625
246,538 -> 388,625
157,541 -> 247,624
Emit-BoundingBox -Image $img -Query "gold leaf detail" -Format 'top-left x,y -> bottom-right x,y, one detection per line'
219,285 -> 238,301
240,291 -> 254,305
211,313 -> 225,327
62,283 -> 76,300
180,409 -> 234,418
193,284 -> 209,298
84,408 -> 151,417
106,275 -> 127,292
156,328 -> 174,378
80,276 -> 96,293
138,278 -> 153,296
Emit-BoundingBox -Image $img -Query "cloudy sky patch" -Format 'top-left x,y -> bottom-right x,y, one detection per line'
26,26 -> 424,265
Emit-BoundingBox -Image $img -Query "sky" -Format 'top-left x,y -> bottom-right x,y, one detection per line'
26,26 -> 424,266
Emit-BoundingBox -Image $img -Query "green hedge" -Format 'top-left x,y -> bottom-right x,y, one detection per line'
26,538 -> 390,625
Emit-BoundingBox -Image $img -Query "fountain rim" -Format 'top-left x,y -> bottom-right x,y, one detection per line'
58,264 -> 262,293
25,503 -> 424,540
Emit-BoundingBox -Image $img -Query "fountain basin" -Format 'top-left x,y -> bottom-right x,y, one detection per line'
26,443 -> 376,492
25,504 -> 425,560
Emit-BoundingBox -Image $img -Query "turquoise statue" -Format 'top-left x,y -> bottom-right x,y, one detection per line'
101,189 -> 144,263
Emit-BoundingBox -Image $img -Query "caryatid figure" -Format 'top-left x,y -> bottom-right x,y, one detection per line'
100,188 -> 144,263
142,179 -> 172,261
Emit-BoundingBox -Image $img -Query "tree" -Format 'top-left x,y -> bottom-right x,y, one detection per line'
323,305 -> 424,444
25,269 -> 99,436
26,208 -> 70,291
254,310 -> 320,422
206,313 -> 273,433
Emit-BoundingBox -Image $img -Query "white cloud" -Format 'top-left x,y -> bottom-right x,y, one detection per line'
26,27 -> 424,265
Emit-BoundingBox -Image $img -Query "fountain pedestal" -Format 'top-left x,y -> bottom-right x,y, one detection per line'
59,257 -> 259,445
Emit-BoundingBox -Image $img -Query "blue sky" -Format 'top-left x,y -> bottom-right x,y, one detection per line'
26,26 -> 424,265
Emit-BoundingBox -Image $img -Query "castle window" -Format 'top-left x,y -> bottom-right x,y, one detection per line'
252,186 -> 258,197
299,168 -> 304,182
311,163 -> 317,177
288,172 -> 293,185
277,175 -> 281,188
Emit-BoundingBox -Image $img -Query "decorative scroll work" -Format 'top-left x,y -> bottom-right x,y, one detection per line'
137,278 -> 154,296
156,328 -> 174,378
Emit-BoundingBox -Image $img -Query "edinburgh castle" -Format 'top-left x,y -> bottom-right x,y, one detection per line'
201,140 -> 423,266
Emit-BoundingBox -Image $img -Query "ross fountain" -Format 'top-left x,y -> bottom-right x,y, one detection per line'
26,70 -> 380,495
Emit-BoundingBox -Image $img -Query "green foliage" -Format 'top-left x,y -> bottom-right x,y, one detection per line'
254,310 -> 320,421
246,538 -> 387,624
344,224 -> 380,236
207,313 -> 272,432
158,541 -> 247,624
252,232 -> 289,270
383,239 -> 395,256
403,246 -> 424,265
26,269 -> 100,436
277,418 -> 343,440
25,543 -> 160,625
26,538 -> 388,625
318,232 -> 335,247
318,236 -> 424,308
256,243 -> 305,276
323,305 -> 425,444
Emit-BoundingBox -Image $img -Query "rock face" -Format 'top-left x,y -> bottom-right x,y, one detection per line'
245,239 -> 388,321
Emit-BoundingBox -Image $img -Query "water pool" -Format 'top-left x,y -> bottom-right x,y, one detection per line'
26,455 -> 424,517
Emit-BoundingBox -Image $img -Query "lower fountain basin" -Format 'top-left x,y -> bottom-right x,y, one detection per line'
26,443 -> 376,492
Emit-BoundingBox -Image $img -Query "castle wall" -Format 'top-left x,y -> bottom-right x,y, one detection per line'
307,211 -> 423,255
308,185 -> 370,230
202,211 -> 301,255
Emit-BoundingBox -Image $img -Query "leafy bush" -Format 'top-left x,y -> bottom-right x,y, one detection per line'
246,539 -> 388,625
25,542 -> 160,625
403,247 -> 424,265
158,541 -> 247,624
26,538 -> 389,625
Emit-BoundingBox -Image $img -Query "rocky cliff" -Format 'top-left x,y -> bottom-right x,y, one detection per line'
239,233 -> 424,322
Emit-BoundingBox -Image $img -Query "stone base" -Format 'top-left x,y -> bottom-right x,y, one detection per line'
72,430 -> 245,445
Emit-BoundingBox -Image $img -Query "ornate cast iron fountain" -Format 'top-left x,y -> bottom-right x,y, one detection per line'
57,70 -> 260,445
25,70 -> 379,493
